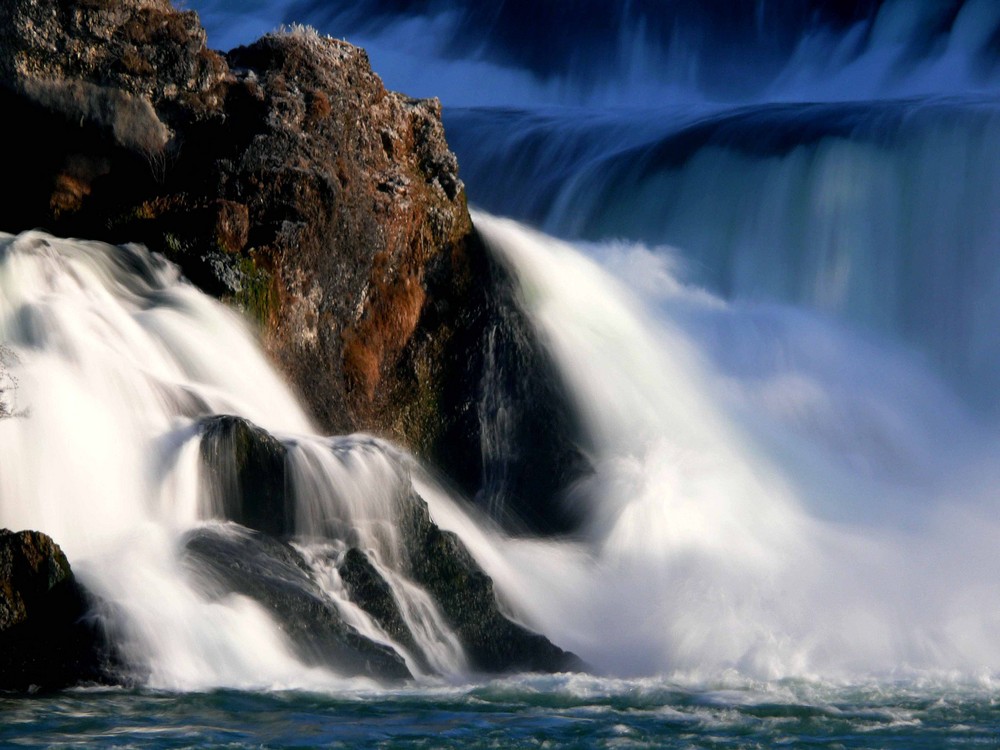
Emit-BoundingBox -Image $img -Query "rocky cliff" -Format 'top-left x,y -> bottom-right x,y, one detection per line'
0,0 -> 587,534
0,0 -> 468,443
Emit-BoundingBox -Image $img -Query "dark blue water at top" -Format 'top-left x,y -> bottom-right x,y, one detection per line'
193,0 -> 1000,104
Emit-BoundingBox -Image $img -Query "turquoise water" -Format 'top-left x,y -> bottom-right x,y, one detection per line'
5,677 -> 1000,748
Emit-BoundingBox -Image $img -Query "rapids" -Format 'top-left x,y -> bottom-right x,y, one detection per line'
1,0 -> 999,700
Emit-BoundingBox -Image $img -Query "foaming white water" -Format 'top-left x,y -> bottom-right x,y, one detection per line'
471,212 -> 1000,679
0,231 -> 468,689
286,437 -> 468,676
0,233 -> 310,543
0,232 -> 345,688
4,221 -> 1000,686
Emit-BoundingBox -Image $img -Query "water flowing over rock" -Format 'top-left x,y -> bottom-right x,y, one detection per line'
394,491 -> 584,674
192,415 -> 581,676
338,547 -> 427,671
0,0 -> 588,535
183,526 -> 411,680
200,415 -> 291,537
0,530 -> 117,692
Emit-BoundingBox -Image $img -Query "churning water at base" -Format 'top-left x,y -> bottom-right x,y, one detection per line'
6,676 -> 1000,749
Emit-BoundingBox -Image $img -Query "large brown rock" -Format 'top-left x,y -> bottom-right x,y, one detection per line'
0,0 -> 588,534
0,1 -> 467,438
0,529 -> 117,691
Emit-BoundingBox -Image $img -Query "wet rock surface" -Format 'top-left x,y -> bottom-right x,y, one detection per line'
338,547 -> 426,670
183,525 -> 411,680
0,529 -> 118,692
396,489 -> 584,674
199,415 -> 291,537
193,417 -> 581,676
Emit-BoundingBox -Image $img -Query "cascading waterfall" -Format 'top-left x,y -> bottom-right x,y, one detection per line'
0,231 -> 488,689
3,210 -> 1000,683
4,0 -> 1000,694
192,0 -> 1000,105
284,436 -> 469,676
447,98 -> 1000,412
0,232 -> 320,689
467,213 -> 1000,679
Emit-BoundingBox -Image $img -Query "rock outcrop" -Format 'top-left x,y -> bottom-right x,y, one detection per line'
193,415 -> 581,676
183,525 -> 411,680
338,547 -> 427,671
0,0 -> 588,534
200,415 -> 291,537
0,529 -> 117,692
394,488 -> 582,673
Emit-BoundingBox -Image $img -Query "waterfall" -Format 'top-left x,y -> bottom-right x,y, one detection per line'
5,0 -> 1000,684
4,203 -> 1000,684
190,0 -> 1000,105
0,231 -> 485,689
469,212 -> 1000,678
448,98 -> 1000,412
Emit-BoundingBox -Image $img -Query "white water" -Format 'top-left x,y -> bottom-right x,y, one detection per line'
449,98 -> 1000,417
0,231 -> 477,689
467,213 -> 1000,680
2,207 -> 1000,686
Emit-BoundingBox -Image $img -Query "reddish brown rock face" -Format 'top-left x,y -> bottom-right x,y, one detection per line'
0,1 -> 474,444
221,30 -> 473,439
0,0 -> 589,535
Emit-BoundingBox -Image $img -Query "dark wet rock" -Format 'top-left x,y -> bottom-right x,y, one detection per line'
195,416 -> 581,675
199,415 -> 290,537
0,0 -> 589,536
432,249 -> 592,534
183,525 -> 410,680
338,547 -> 427,671
0,529 -> 119,692
396,489 -> 583,674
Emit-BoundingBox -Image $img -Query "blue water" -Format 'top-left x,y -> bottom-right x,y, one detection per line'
6,678 -> 1000,748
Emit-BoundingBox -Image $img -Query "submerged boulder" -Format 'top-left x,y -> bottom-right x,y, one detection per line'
0,0 -> 589,535
0,529 -> 118,692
